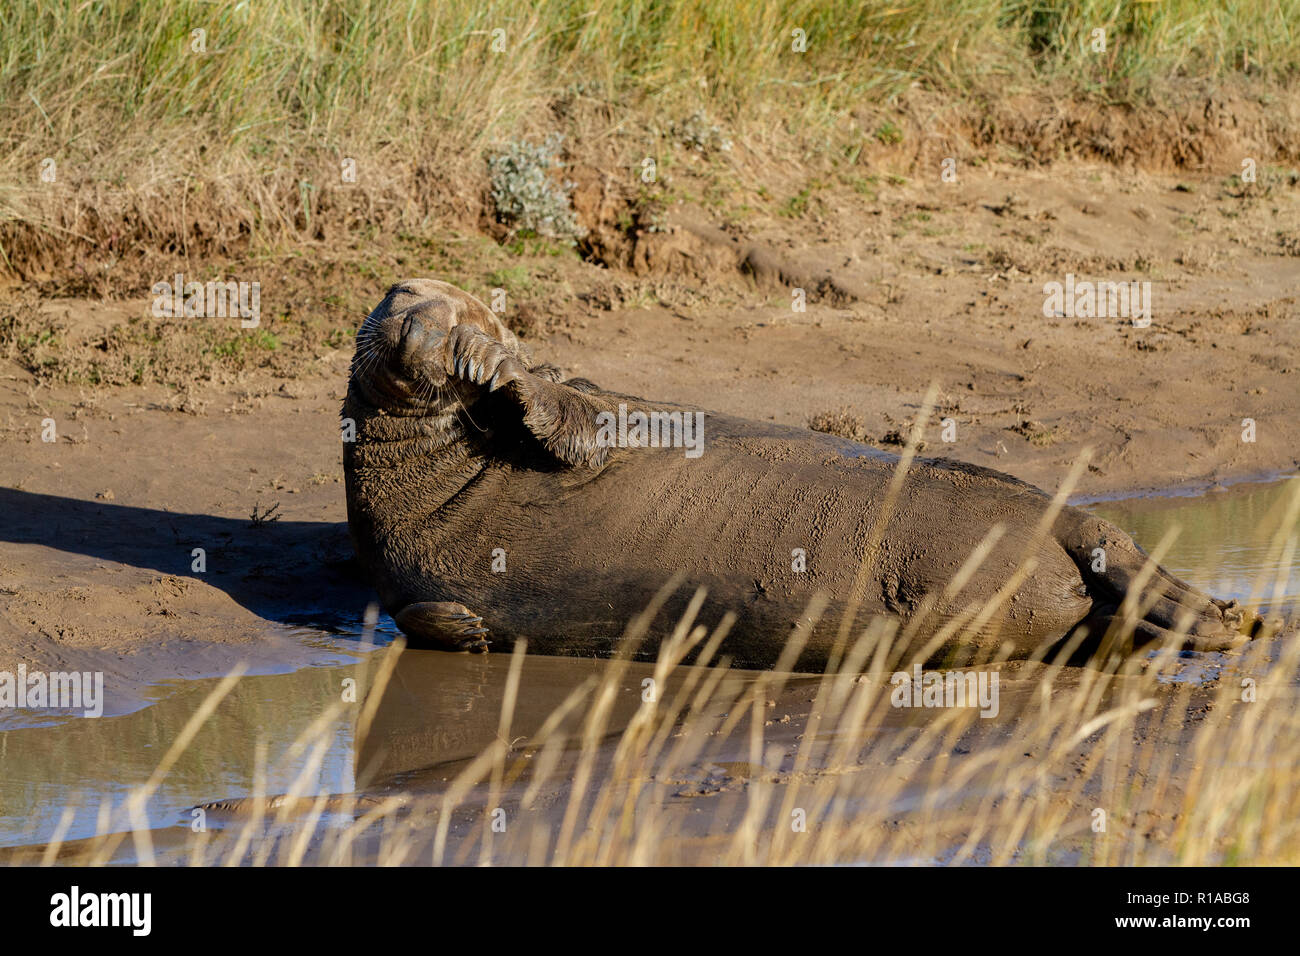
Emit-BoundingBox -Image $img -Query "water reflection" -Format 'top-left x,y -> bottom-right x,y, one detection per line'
356,651 -> 657,787
0,663 -> 359,846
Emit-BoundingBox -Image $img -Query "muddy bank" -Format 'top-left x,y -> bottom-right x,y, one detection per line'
1,163 -> 1298,701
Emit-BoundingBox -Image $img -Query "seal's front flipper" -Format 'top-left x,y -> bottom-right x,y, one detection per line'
394,601 -> 490,653
444,323 -> 618,470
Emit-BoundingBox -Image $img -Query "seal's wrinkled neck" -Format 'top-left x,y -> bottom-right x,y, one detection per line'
343,377 -> 476,470
341,376 -> 492,561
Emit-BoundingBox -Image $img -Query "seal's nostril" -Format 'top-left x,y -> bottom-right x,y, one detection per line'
397,313 -> 430,360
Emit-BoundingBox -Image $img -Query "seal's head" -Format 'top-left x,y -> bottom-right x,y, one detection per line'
351,278 -> 522,410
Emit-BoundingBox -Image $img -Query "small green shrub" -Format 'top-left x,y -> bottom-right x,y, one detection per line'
487,134 -> 585,244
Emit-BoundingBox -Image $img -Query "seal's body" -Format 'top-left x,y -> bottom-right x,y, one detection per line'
343,279 -> 1256,669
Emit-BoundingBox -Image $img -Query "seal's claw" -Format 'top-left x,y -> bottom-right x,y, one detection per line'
394,601 -> 493,653
446,322 -> 528,392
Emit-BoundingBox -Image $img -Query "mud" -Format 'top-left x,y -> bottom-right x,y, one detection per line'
2,163 -> 1298,698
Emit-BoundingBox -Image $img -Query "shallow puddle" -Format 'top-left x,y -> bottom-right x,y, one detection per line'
0,662 -> 362,848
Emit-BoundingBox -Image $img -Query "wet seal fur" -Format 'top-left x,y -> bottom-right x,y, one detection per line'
343,278 -> 1261,669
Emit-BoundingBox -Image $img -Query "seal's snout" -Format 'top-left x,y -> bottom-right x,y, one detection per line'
396,310 -> 426,356
391,309 -> 447,376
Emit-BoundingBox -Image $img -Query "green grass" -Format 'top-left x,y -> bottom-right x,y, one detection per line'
874,121 -> 903,145
779,187 -> 814,218
3,0 -> 1295,165
485,264 -> 534,291
209,329 -> 279,358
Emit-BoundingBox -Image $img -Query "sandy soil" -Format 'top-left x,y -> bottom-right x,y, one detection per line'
0,163 -> 1297,701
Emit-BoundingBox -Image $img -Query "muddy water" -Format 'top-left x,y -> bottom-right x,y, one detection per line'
0,639 -> 374,849
0,476 -> 1296,851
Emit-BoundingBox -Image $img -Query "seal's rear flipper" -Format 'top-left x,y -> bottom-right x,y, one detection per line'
395,601 -> 490,653
1061,515 -> 1263,653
